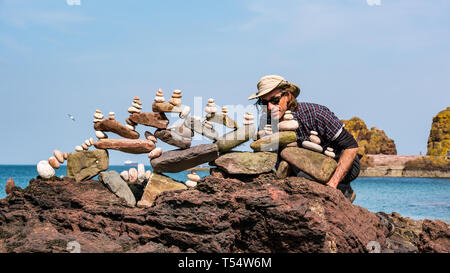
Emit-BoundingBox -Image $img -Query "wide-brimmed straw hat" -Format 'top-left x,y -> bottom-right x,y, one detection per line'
248,75 -> 300,100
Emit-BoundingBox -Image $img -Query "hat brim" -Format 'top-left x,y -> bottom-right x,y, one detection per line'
248,82 -> 300,100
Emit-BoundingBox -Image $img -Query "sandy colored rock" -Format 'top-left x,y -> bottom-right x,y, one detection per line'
250,131 -> 297,152
53,150 -> 64,163
302,141 -> 323,153
67,150 -> 109,182
149,147 -> 163,159
48,156 -> 60,169
94,139 -> 156,154
129,112 -> 169,129
129,168 -> 138,183
140,173 -> 187,205
5,177 -> 15,195
152,103 -> 182,113
281,147 -> 337,183
94,119 -> 140,139
151,144 -> 219,173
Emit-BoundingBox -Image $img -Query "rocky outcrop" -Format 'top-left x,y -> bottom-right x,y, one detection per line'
342,117 -> 397,155
1,175 -> 448,253
427,107 -> 450,156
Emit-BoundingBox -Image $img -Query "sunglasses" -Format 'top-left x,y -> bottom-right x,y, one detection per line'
256,92 -> 287,106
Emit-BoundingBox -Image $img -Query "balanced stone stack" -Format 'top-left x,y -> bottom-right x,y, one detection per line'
301,130 -> 335,158
120,163 -> 151,184
185,171 -> 201,187
36,149 -> 69,179
215,112 -> 256,153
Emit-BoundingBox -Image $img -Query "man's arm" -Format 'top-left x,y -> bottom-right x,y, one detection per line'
326,147 -> 358,188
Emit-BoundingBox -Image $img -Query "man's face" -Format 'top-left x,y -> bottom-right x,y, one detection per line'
260,88 -> 290,120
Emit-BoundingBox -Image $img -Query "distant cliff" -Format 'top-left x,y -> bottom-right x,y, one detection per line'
342,117 -> 397,155
427,107 -> 450,156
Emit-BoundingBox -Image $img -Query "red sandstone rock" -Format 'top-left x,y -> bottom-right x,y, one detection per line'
129,112 -> 169,129
94,139 -> 155,154
94,119 -> 140,139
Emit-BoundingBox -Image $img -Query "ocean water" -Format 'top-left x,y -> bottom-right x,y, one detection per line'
0,165 -> 449,221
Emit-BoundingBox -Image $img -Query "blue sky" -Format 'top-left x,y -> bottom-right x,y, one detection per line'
0,0 -> 449,165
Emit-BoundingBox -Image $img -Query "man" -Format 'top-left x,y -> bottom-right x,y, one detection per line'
248,75 -> 360,203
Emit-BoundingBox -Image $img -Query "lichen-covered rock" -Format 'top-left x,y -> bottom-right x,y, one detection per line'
342,117 -> 397,155
67,150 -> 109,182
140,173 -> 187,205
280,147 -> 337,183
250,131 -> 297,152
427,107 -> 450,156
214,152 -> 277,175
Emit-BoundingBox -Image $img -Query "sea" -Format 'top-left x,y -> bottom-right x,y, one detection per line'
0,165 -> 449,221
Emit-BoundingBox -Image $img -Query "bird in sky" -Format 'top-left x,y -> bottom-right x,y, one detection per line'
67,114 -> 75,121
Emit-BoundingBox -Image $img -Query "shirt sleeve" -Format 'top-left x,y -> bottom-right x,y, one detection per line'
331,128 -> 358,151
315,105 -> 344,144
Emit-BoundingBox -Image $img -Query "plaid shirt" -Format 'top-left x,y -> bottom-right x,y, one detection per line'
291,102 -> 344,147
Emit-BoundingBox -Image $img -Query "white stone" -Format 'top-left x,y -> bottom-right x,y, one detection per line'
95,131 -> 107,139
244,114 -> 254,120
75,146 -> 83,152
126,124 -> 135,131
222,106 -> 228,114
310,130 -> 318,136
154,96 -> 165,103
205,106 -> 217,113
279,120 -> 299,131
243,120 -> 254,125
120,170 -> 129,182
301,141 -> 323,153
179,106 -> 190,119
82,143 -> 89,150
94,113 -> 104,119
327,147 -> 334,152
173,89 -> 182,94
187,173 -> 200,182
128,106 -> 140,114
37,160 -> 55,179
208,98 -> 215,103
324,150 -> 336,158
132,102 -> 142,109
309,135 -> 321,145
89,138 -> 94,145
145,170 -> 151,180
137,164 -> 146,183
93,119 -> 102,123
84,139 -> 91,147
148,147 -> 162,159
185,180 -> 197,188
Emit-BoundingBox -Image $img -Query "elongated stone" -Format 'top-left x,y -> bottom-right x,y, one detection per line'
184,117 -> 218,140
302,141 -> 323,153
276,160 -> 291,179
214,152 -> 277,175
154,129 -> 191,149
129,112 -> 169,129
93,139 -> 155,154
140,173 -> 187,205
280,147 -> 337,183
151,144 -> 219,173
53,150 -> 64,163
5,177 -> 15,195
98,171 -> 136,207
206,113 -> 238,129
94,119 -> 140,139
215,125 -> 256,153
152,103 -> 182,113
250,131 -> 297,152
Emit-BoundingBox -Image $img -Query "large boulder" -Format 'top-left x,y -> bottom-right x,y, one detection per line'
281,147 -> 337,183
427,107 -> 450,156
140,173 -> 187,205
342,117 -> 397,155
150,144 -> 219,173
214,152 -> 277,175
98,171 -> 136,207
67,150 -> 109,182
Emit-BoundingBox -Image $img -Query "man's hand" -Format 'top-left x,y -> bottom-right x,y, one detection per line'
326,148 -> 359,188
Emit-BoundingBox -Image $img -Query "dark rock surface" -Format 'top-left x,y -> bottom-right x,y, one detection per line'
0,175 -> 448,253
